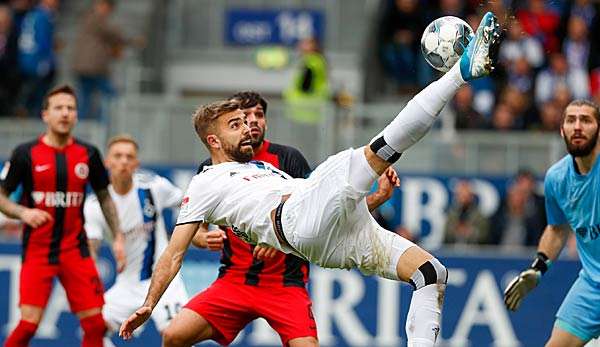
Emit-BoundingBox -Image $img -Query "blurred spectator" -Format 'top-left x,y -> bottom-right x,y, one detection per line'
0,5 -> 19,115
490,103 -> 519,131
506,57 -> 535,94
491,171 -> 545,248
535,53 -> 589,105
437,0 -> 467,17
72,0 -> 140,121
552,84 -> 573,111
283,37 -> 330,124
451,85 -> 487,129
534,101 -> 563,132
499,19 -> 544,71
499,86 -> 536,128
444,180 -> 490,245
377,0 -> 431,89
516,0 -> 561,53
591,67 -> 600,104
16,0 -> 58,118
563,15 -> 590,71
10,0 -> 32,37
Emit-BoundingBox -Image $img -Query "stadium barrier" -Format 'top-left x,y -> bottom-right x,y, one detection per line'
0,242 -> 590,347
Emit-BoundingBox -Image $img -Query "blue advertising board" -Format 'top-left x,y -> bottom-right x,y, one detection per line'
0,164 -> 593,346
0,243 -> 584,346
225,9 -> 325,46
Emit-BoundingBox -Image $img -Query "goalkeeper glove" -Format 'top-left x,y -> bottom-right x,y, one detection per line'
504,252 -> 551,311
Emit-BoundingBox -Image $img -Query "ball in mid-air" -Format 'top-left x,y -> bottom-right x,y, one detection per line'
421,16 -> 474,72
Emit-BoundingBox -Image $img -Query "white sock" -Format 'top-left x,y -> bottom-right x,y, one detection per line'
374,63 -> 466,154
103,336 -> 116,347
405,283 -> 446,347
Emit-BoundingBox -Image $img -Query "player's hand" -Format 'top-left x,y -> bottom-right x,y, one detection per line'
253,244 -> 277,260
19,208 -> 52,228
376,167 -> 401,201
206,228 -> 227,251
119,305 -> 152,340
504,269 -> 540,311
112,233 -> 126,273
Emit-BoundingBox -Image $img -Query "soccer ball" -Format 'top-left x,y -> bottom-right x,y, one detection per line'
421,16 -> 474,72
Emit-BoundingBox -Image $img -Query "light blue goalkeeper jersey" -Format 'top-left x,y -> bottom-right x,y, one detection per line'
545,154 -> 600,282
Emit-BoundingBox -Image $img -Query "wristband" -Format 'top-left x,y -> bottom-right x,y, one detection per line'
530,252 -> 552,275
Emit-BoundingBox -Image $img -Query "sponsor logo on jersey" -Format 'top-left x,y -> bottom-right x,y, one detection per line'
575,224 -> 600,241
74,163 -> 89,179
34,164 -> 51,172
31,191 -> 85,208
125,221 -> 156,238
231,225 -> 252,243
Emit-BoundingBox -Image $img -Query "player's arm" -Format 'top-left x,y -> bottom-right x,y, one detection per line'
504,224 -> 570,311
88,146 -> 126,271
190,223 -> 227,250
83,197 -> 108,259
0,188 -> 52,228
119,221 -> 199,340
366,167 -> 401,211
0,149 -> 52,228
504,175 -> 570,311
96,188 -> 126,271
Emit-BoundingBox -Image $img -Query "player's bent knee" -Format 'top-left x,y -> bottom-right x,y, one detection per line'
162,309 -> 214,347
162,328 -> 187,347
20,305 -> 44,324
409,258 -> 448,291
288,336 -> 319,347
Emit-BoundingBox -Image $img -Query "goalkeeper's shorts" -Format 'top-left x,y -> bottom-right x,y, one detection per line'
555,272 -> 600,342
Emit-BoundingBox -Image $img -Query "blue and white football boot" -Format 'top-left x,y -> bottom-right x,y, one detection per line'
460,11 -> 502,81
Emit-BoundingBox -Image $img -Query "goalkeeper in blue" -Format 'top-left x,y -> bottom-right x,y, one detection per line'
504,100 -> 600,346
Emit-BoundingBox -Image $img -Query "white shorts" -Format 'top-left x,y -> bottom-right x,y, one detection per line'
282,149 -> 415,280
103,274 -> 189,332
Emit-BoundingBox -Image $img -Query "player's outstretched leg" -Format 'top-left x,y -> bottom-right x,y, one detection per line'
350,12 -> 502,194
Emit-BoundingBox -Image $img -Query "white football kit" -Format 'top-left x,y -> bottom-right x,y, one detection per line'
177,150 -> 414,280
85,172 -> 189,332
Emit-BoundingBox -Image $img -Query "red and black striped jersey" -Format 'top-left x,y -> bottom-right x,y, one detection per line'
197,140 -> 311,287
0,136 -> 109,264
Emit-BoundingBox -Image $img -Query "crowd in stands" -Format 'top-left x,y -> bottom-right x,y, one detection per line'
0,0 -> 137,120
378,0 -> 600,132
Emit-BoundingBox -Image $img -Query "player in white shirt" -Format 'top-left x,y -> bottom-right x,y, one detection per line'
84,135 -> 188,337
120,13 -> 502,347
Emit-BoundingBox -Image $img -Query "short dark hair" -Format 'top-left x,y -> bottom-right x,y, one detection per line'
192,100 -> 240,145
42,85 -> 77,110
563,99 -> 600,122
229,91 -> 268,114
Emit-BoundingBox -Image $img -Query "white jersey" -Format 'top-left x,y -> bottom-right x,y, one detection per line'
177,160 -> 300,250
84,171 -> 183,282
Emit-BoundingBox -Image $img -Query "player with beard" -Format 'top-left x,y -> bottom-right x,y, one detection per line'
120,12 -> 502,347
180,91 -> 398,347
504,100 -> 600,346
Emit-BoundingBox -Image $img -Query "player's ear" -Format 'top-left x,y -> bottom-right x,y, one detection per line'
559,126 -> 565,139
41,108 -> 49,123
206,134 -> 221,149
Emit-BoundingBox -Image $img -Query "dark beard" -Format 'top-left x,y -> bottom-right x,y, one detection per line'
564,128 -> 599,157
251,131 -> 265,149
224,141 -> 253,163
